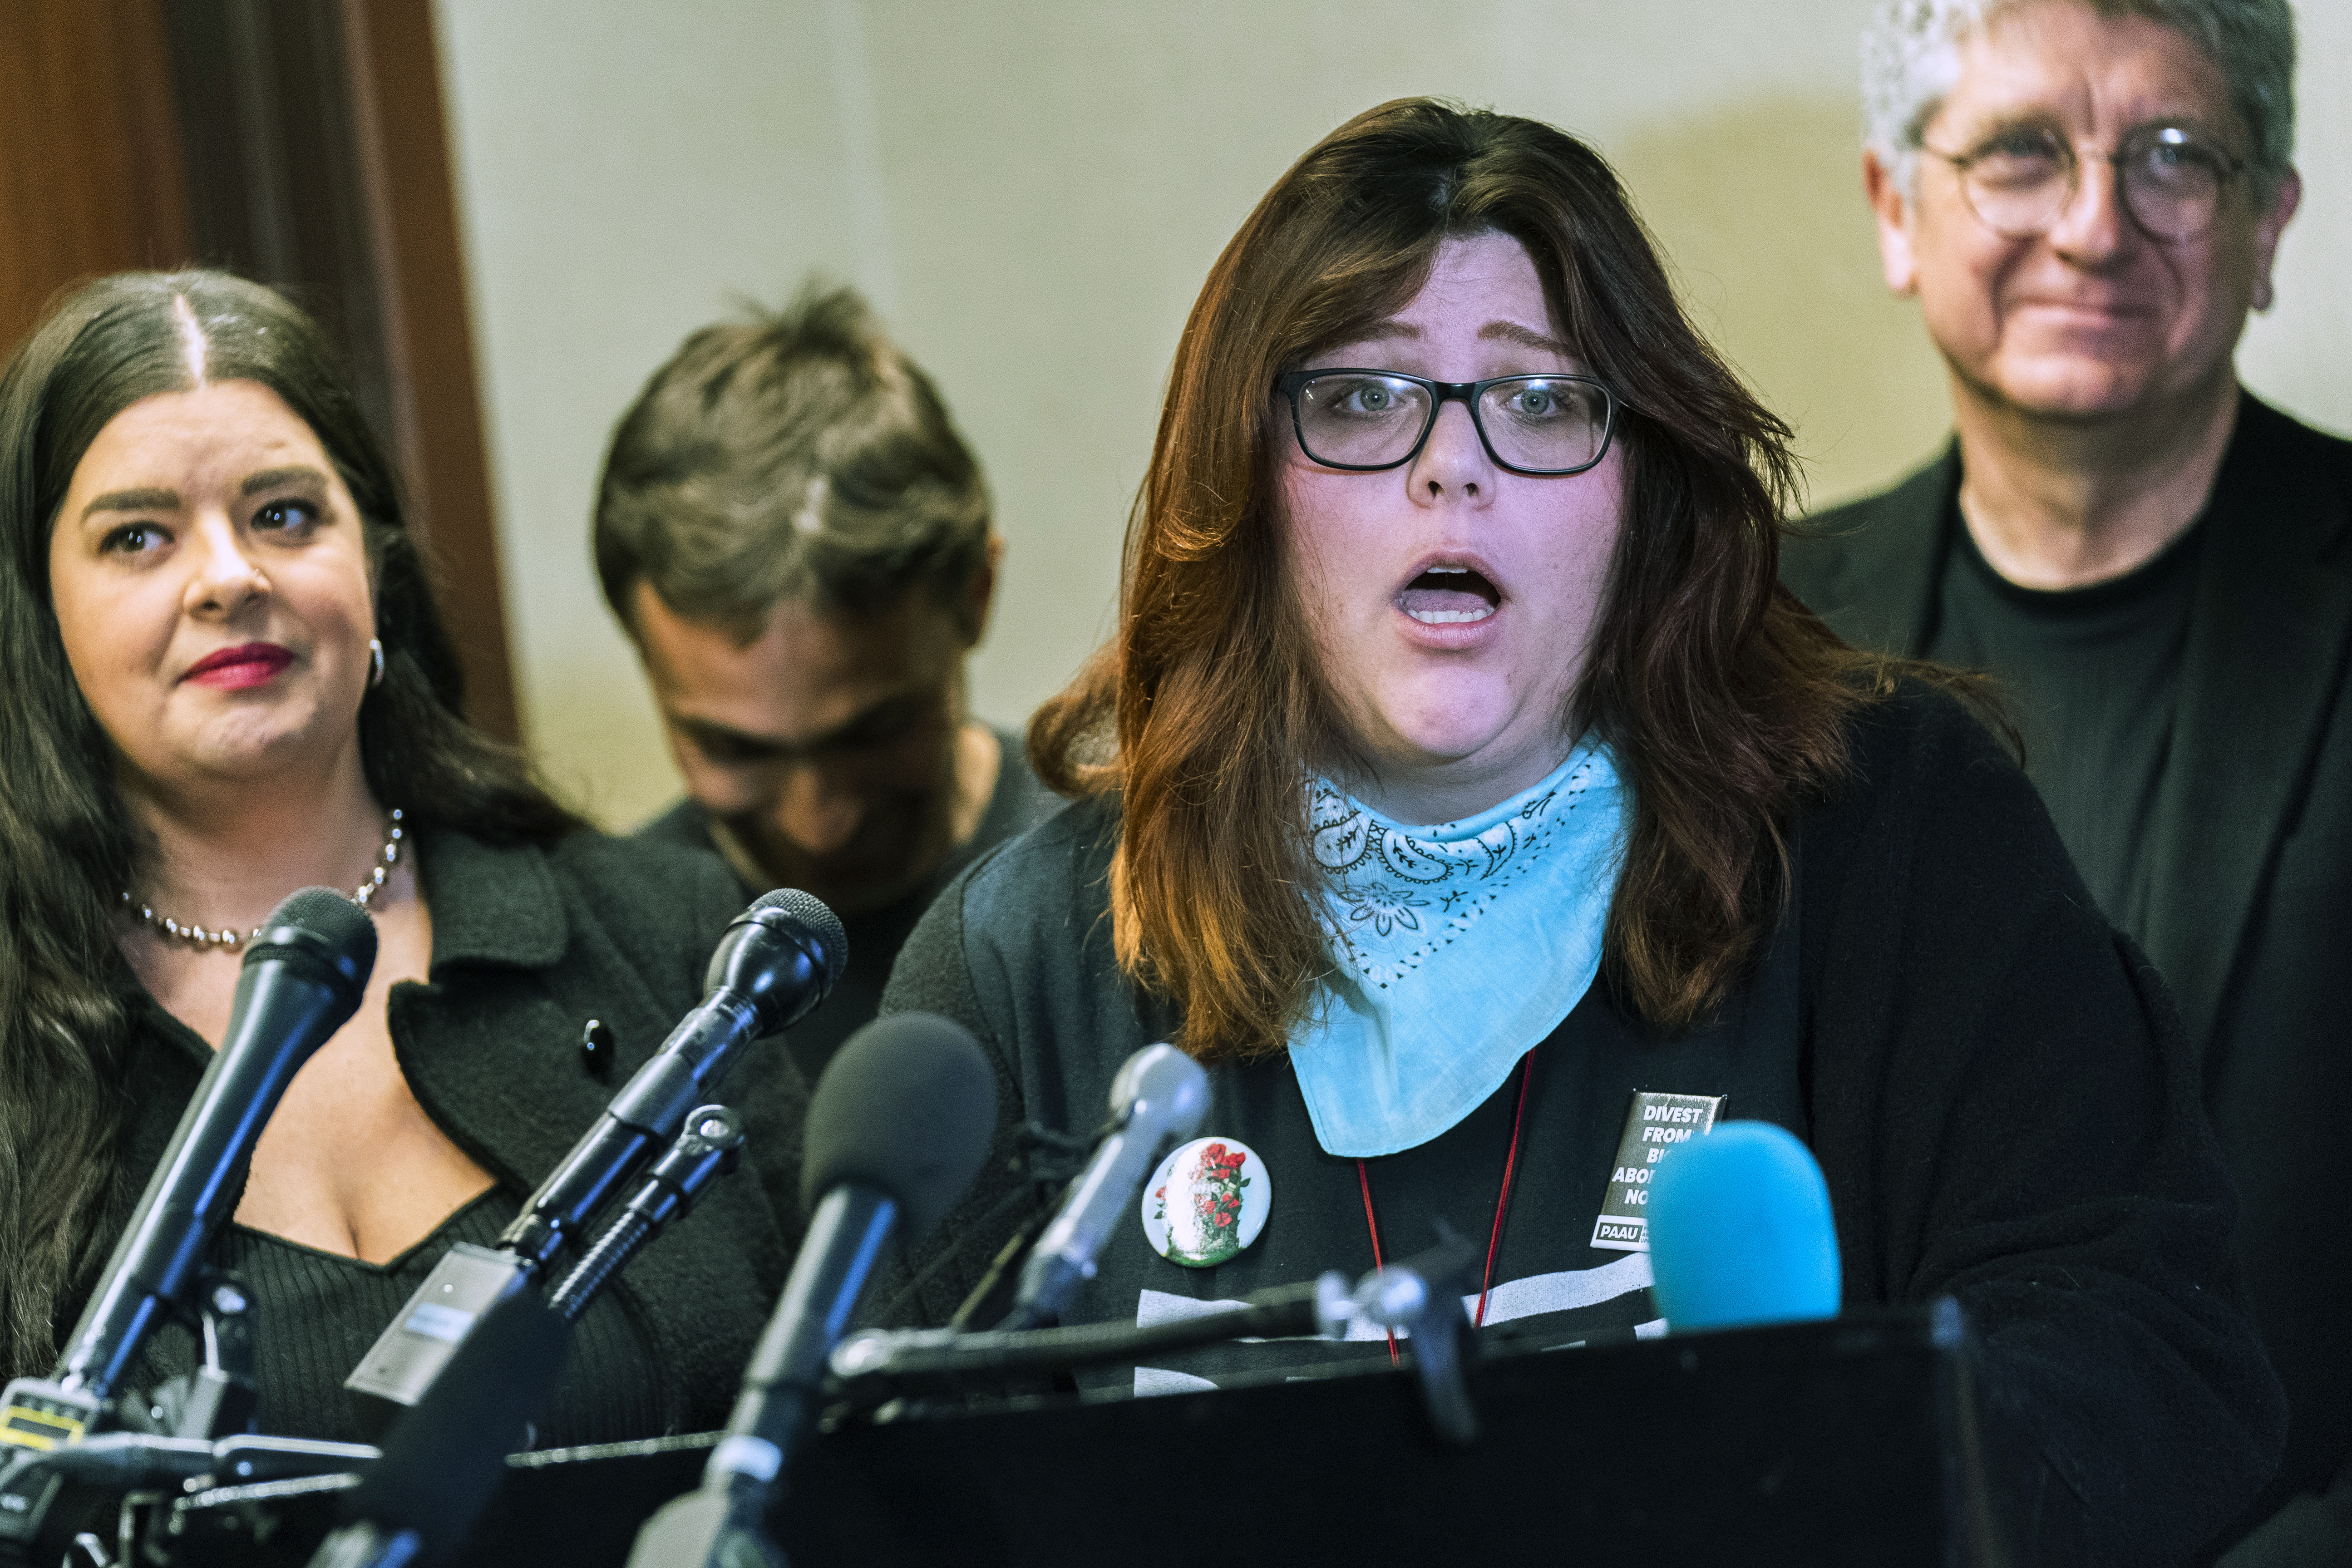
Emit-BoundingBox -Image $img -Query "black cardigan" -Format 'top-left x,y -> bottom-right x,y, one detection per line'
65,827 -> 812,1440
1786,395 -> 2352,1563
880,682 -> 2288,1567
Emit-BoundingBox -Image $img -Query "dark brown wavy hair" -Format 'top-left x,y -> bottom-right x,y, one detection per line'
0,271 -> 581,1377
1030,98 -> 1883,1064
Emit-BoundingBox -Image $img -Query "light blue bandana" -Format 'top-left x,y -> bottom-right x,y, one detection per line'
1288,743 -> 1627,1158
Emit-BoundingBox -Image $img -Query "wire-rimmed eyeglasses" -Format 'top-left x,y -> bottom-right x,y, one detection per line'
1274,369 -> 1618,476
1921,122 -> 2248,243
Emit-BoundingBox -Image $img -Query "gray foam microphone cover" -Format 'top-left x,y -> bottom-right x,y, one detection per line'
802,1012 -> 996,1240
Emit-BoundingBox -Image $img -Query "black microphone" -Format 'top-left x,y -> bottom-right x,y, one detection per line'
0,888 -> 374,1562
305,1292 -> 572,1568
28,888 -> 375,1414
623,1012 -> 997,1568
345,889 -> 844,1422
1003,1042 -> 1209,1329
500,888 -> 848,1271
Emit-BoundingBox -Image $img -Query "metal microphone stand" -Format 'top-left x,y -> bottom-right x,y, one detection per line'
2,1275 -> 379,1568
829,1237 -> 1484,1447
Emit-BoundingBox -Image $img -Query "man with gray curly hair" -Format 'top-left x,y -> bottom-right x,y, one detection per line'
594,285 -> 1051,1082
1787,3 -> 2348,1562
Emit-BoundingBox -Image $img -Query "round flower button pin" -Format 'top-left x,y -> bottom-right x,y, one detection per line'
1142,1137 -> 1271,1268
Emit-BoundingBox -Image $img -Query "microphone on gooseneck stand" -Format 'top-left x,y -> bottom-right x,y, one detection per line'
0,888 -> 375,1561
547,1104 -> 747,1322
1645,1120 -> 1842,1332
309,1105 -> 747,1568
345,889 -> 846,1426
625,1012 -> 998,1568
501,888 -> 848,1269
1001,1042 -> 1210,1330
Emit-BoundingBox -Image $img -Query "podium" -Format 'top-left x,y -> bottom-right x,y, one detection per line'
153,1306 -> 2020,1566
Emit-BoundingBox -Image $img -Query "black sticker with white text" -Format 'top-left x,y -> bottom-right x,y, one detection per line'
1589,1090 -> 1725,1252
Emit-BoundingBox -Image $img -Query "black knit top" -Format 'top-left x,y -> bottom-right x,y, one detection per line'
67,828 -> 814,1445
190,1190 -> 660,1446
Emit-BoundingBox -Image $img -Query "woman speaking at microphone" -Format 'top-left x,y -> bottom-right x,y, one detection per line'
883,100 -> 2282,1562
0,272 -> 809,1444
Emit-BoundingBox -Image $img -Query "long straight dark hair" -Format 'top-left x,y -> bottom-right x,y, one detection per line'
1031,99 -> 1881,1063
0,271 -> 580,1377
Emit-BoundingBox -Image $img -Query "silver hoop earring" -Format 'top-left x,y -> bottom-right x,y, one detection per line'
369,638 -> 386,689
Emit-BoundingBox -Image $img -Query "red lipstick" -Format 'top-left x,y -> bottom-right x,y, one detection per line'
183,642 -> 294,690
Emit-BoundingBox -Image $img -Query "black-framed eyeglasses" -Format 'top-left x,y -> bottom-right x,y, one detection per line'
1274,368 -> 1618,476
1921,122 -> 2247,243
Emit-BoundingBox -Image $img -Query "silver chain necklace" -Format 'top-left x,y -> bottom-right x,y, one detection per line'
123,808 -> 405,952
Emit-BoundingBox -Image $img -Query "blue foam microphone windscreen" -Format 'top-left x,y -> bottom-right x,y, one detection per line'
1647,1120 -> 1841,1332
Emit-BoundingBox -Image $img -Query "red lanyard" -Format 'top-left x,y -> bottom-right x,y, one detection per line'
1354,1049 -> 1538,1364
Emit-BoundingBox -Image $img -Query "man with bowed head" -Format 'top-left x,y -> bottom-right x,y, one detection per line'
1784,1 -> 2345,1559
594,286 -> 1052,1086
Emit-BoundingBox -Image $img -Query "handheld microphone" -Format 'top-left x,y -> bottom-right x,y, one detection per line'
29,888 -> 375,1415
346,889 -> 844,1422
1,888 -> 374,1563
1004,1042 -> 1209,1328
624,1011 -> 997,1568
1646,1120 -> 1841,1332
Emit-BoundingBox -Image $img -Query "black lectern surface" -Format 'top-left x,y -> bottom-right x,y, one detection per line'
156,1307 -> 1992,1567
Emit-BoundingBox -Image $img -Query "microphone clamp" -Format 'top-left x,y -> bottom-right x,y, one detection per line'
548,1105 -> 746,1323
1313,1240 -> 1480,1447
832,1237 -> 1481,1445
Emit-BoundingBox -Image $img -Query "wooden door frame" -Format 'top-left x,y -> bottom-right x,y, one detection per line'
339,0 -> 519,742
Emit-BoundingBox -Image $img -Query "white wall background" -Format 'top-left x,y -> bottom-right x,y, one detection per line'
433,0 -> 2352,829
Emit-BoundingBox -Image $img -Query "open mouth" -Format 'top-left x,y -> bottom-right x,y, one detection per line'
1397,566 -> 1500,626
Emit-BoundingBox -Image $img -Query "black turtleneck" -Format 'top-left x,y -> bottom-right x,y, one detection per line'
1926,511 -> 2205,933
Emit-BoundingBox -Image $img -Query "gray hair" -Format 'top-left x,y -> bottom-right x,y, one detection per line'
1862,0 -> 2297,197
594,283 -> 992,638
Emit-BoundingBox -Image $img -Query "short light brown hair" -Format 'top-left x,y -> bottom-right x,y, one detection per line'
594,284 -> 990,638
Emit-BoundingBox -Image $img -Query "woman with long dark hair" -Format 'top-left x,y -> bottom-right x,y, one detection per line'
882,101 -> 2283,1561
0,271 -> 806,1443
